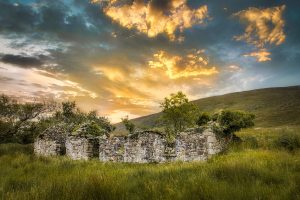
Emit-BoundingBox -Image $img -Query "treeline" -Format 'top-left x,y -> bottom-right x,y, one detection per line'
158,92 -> 255,141
0,95 -> 115,144
1,91 -> 256,144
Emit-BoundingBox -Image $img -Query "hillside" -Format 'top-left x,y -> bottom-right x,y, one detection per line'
116,86 -> 300,131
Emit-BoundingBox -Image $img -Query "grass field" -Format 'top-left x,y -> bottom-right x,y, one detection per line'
1,126 -> 299,200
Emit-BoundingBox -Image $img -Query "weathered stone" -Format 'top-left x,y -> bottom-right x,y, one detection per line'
34,124 -> 67,156
35,123 -> 227,163
174,133 -> 207,162
99,131 -> 166,163
66,135 -> 99,160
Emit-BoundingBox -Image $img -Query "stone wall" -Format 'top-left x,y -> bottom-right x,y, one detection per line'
99,131 -> 166,163
66,136 -> 99,160
173,130 -> 208,162
34,138 -> 65,156
35,124 -> 226,162
34,124 -> 66,156
124,132 -> 166,163
98,127 -> 225,163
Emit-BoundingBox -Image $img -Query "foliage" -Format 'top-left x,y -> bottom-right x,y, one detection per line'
73,121 -> 107,137
117,86 -> 300,130
0,95 -> 115,144
87,111 -> 115,133
196,112 -> 211,126
164,126 -> 176,145
121,116 -> 135,134
214,110 -> 255,138
0,94 -> 51,143
160,91 -> 199,134
273,131 -> 300,151
62,101 -> 76,119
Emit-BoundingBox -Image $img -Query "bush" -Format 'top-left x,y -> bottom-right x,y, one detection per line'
72,121 -> 107,137
216,110 -> 255,136
196,112 -> 211,126
274,132 -> 300,151
121,116 -> 135,134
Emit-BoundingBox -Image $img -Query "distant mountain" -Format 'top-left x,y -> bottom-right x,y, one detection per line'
115,86 -> 300,132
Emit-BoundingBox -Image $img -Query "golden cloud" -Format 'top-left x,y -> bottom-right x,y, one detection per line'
92,0 -> 208,41
234,5 -> 285,48
90,49 -> 219,121
234,5 -> 286,62
148,50 -> 218,79
244,49 -> 271,62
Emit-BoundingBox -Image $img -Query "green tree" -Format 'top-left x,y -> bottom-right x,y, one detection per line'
160,91 -> 199,134
121,116 -> 135,134
196,112 -> 211,126
0,94 -> 50,143
215,110 -> 255,140
87,110 -> 115,133
0,96 -> 116,143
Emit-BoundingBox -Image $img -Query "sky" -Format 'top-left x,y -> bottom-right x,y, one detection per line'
0,0 -> 299,123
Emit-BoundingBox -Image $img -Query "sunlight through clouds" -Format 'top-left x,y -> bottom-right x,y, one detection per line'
234,5 -> 286,62
92,0 -> 208,41
148,50 -> 218,79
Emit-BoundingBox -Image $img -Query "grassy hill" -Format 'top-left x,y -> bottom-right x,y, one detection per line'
117,86 -> 300,131
1,86 -> 299,199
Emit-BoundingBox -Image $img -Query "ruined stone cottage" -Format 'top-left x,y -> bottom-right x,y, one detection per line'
34,124 -> 67,156
66,122 -> 100,160
34,122 -> 226,163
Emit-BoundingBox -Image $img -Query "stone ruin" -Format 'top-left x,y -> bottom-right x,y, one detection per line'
99,131 -> 166,163
34,124 -> 67,156
66,123 -> 100,160
34,123 -> 226,163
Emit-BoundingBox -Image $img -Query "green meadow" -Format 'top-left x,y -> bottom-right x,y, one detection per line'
1,126 -> 299,200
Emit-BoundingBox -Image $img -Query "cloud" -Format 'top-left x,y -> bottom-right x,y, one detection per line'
148,50 -> 218,79
0,54 -> 45,68
93,0 -> 209,41
0,63 -> 97,100
234,5 -> 286,62
227,65 -> 242,72
244,49 -> 271,62
234,5 -> 286,48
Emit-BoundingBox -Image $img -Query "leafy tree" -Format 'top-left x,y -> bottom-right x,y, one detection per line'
196,112 -> 211,126
214,110 -> 255,140
121,116 -> 135,134
86,111 -> 115,133
0,94 -> 50,143
160,91 -> 199,134
0,96 -> 115,143
62,101 -> 76,119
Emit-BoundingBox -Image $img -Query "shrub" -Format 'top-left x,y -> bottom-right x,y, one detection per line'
72,121 -> 107,137
216,110 -> 255,135
196,112 -> 211,126
211,110 -> 255,142
121,116 -> 135,134
274,132 -> 300,151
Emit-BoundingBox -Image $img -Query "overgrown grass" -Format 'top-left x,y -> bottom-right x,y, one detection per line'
1,127 -> 300,200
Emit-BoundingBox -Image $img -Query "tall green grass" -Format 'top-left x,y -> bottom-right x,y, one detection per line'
0,127 -> 300,200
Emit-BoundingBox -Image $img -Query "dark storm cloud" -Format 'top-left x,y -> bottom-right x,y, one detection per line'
149,0 -> 172,13
0,1 -> 38,32
0,54 -> 45,68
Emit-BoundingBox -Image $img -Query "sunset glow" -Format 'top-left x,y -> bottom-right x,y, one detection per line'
0,0 -> 299,123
